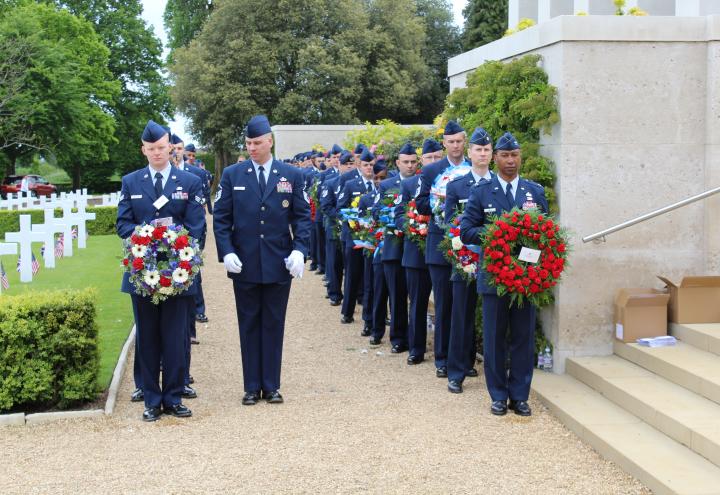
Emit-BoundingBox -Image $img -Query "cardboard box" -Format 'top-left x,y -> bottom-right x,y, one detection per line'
614,288 -> 670,343
657,276 -> 720,324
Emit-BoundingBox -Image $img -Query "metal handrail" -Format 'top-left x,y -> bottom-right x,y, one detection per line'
582,186 -> 720,243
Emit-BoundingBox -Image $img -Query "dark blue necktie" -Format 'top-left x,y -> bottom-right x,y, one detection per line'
154,172 -> 163,198
365,181 -> 372,193
505,182 -> 514,206
258,166 -> 266,195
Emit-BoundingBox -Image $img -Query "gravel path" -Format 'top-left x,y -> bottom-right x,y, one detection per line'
1,217 -> 650,494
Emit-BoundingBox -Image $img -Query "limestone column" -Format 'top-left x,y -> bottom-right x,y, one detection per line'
677,0 -> 700,15
574,0 -> 590,14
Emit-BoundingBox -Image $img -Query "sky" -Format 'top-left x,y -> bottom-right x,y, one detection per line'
139,0 -> 469,141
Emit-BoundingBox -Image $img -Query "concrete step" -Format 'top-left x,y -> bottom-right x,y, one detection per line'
567,355 -> 720,468
532,372 -> 720,495
671,323 -> 720,357
614,340 -> 720,406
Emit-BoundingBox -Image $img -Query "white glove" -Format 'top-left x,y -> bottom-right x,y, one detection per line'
223,253 -> 243,273
284,250 -> 305,279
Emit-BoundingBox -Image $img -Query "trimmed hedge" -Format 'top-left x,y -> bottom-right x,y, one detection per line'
0,289 -> 100,412
0,206 -> 117,239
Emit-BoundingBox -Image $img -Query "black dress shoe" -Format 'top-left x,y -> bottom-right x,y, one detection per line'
190,337 -> 200,345
491,400 -> 508,416
330,299 -> 341,306
182,385 -> 197,399
324,294 -> 330,299
391,344 -> 408,354
309,265 -> 317,271
369,337 -> 382,346
436,366 -> 448,378
142,407 -> 162,422
188,375 -> 194,384
131,388 -> 144,402
509,400 -> 532,416
407,355 -> 424,365
264,390 -> 284,404
340,315 -> 354,324
466,368 -> 479,377
195,313 -> 209,323
315,270 -> 325,275
242,391 -> 260,405
164,403 -> 192,418
361,323 -> 372,337
448,380 -> 463,393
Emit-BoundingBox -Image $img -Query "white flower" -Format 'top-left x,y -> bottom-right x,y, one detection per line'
451,236 -> 464,251
159,286 -> 174,295
163,230 -> 178,242
139,225 -> 155,237
178,247 -> 195,261
172,267 -> 189,284
463,263 -> 476,274
144,270 -> 160,286
131,244 -> 147,258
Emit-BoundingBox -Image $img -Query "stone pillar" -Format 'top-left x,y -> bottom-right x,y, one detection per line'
538,0 -> 552,23
676,0 -> 700,16
509,0 -> 539,27
574,0 -> 590,14
700,0 -> 720,15
509,0 -> 520,28
705,34 -> 720,274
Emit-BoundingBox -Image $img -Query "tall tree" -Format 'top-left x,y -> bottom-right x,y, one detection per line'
0,2 -> 118,186
54,0 -> 172,191
163,0 -> 213,52
462,0 -> 507,51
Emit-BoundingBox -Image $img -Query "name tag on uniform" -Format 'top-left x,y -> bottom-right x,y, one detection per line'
484,207 -> 496,213
277,180 -> 293,193
172,191 -> 188,200
153,195 -> 169,210
459,199 -> 468,204
352,191 -> 361,196
131,194 -> 143,199
234,186 -> 246,191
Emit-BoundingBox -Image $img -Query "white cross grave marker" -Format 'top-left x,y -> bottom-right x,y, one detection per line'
68,203 -> 96,249
31,208 -> 64,268
58,201 -> 77,257
5,215 -> 46,282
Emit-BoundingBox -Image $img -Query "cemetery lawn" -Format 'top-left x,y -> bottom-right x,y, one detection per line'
1,234 -> 131,390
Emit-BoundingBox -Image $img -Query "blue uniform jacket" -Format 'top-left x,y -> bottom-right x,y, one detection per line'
374,176 -> 404,262
459,175 -> 548,294
396,175 -> 426,269
213,159 -> 312,284
117,166 -> 206,295
320,175 -> 341,232
337,168 -> 361,192
181,162 -> 211,207
337,176 -> 372,248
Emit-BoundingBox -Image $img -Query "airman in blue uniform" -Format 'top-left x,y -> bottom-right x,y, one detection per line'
117,120 -> 206,422
445,127 -> 495,394
460,132 -> 548,416
213,115 -> 311,405
415,121 -> 468,377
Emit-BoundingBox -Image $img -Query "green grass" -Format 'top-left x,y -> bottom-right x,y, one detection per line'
0,235 -> 132,390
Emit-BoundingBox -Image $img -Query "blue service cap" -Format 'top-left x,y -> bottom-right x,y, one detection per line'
142,120 -> 169,143
422,138 -> 442,155
354,143 -> 366,154
185,143 -> 196,152
359,148 -> 375,162
444,120 -> 464,136
469,127 -> 492,146
339,151 -> 354,164
245,115 -> 272,138
495,132 -> 520,151
330,144 -> 343,155
373,159 -> 387,175
397,142 -> 416,156
170,134 -> 183,145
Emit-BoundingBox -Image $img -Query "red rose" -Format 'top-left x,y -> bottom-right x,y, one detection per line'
180,261 -> 192,271
557,243 -> 566,253
152,227 -> 165,240
123,258 -> 129,266
159,276 -> 171,287
174,235 -> 189,249
132,258 -> 144,270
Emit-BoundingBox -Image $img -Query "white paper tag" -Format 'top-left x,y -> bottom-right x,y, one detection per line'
151,217 -> 173,227
518,247 -> 541,263
153,195 -> 169,210
615,323 -> 624,340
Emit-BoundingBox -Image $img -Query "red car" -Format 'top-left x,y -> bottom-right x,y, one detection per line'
1,175 -> 58,198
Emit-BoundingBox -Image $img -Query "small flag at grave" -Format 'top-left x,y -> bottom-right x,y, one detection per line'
0,261 -> 9,289
17,252 -> 41,275
71,227 -> 78,239
55,236 -> 64,258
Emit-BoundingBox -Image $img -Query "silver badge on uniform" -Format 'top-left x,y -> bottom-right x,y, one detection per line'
415,178 -> 422,197
215,186 -> 222,202
282,199 -> 290,208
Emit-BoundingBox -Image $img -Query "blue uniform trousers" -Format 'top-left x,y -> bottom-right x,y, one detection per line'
193,271 -> 205,323
325,236 -> 343,302
309,224 -> 318,268
447,280 -> 478,383
382,260 -> 408,347
131,295 -> 189,409
428,264 -> 453,368
372,260 -> 389,336
184,301 -> 194,386
315,223 -> 325,271
482,294 -> 536,402
405,267 -> 432,359
232,280 -> 291,393
341,245 -> 364,319
361,255 -> 374,322
131,301 -> 142,390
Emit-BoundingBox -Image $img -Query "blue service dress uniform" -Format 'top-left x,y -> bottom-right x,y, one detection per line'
213,159 -> 311,394
314,168 -> 332,274
396,175 -> 432,360
321,173 -> 344,303
304,167 -> 321,270
444,171 -> 493,384
357,191 -> 378,329
415,157 -> 467,370
460,175 -> 548,402
117,165 -> 206,410
374,175 -> 409,348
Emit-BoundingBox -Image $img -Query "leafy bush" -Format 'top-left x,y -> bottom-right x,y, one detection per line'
0,206 -> 117,238
0,289 -> 100,412
344,119 -> 440,164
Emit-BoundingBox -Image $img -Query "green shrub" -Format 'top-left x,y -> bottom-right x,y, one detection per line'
343,119 -> 441,165
0,289 -> 100,412
0,206 -> 117,238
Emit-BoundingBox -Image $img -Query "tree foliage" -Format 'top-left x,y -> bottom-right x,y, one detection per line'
163,0 -> 213,53
444,55 -> 559,211
0,2 -> 119,187
462,0 -> 507,51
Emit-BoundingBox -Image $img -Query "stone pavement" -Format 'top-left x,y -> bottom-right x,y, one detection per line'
1,218 -> 650,494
